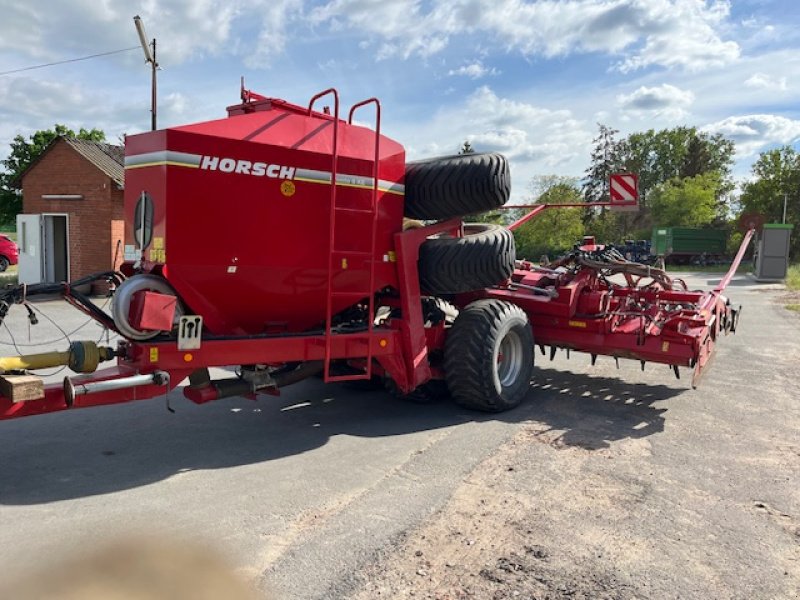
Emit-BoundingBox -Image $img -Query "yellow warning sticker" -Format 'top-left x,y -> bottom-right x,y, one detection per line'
568,320 -> 587,328
148,248 -> 166,262
281,181 -> 296,197
149,347 -> 158,363
662,341 -> 670,352
387,250 -> 397,262
341,258 -> 348,270
152,237 -> 164,249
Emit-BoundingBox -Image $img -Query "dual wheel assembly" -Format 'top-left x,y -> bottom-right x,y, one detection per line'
396,152 -> 535,411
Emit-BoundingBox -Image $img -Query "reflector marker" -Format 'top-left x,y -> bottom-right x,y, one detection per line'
125,151 -> 202,169
295,168 -> 404,195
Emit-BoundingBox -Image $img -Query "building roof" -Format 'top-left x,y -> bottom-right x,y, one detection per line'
62,138 -> 124,187
14,136 -> 124,189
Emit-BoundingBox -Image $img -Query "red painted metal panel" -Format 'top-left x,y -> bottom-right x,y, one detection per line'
123,92 -> 405,336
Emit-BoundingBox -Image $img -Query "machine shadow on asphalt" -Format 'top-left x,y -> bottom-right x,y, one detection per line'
526,367 -> 674,451
0,369 -> 679,506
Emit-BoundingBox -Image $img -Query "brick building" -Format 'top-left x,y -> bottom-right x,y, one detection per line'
17,137 -> 124,291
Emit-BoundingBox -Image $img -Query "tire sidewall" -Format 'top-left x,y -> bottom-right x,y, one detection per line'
488,315 -> 533,407
444,300 -> 534,412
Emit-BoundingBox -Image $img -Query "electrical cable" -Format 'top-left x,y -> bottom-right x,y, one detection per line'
0,47 -> 139,76
0,296 -> 114,348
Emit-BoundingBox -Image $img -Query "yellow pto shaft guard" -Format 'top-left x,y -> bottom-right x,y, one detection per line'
0,341 -> 115,374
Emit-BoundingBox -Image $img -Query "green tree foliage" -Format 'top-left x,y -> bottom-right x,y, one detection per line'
582,124 -> 622,203
618,126 -> 734,207
0,125 -> 105,225
514,175 -> 585,260
739,146 -> 800,258
649,172 -> 720,228
580,126 -> 735,244
680,134 -> 712,178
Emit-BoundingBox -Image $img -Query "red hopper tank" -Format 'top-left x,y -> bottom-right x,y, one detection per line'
123,95 -> 405,335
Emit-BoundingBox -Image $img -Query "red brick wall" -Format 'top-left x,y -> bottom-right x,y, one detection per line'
22,140 -> 122,281
111,219 -> 125,270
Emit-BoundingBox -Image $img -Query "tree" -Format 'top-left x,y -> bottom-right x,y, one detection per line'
680,133 -> 712,178
617,126 -> 734,207
582,124 -> 622,204
0,125 -> 105,225
514,175 -> 585,260
649,172 -> 720,228
739,146 -> 800,257
458,140 -> 475,154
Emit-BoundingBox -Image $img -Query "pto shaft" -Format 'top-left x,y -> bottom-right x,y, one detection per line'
0,342 -> 115,375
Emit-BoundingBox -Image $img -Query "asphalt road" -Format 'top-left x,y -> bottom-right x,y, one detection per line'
0,273 -> 797,599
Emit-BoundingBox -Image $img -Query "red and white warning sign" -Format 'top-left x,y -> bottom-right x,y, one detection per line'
609,173 -> 638,203
609,173 -> 638,211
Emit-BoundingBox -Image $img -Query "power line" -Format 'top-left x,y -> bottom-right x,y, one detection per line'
0,46 -> 140,77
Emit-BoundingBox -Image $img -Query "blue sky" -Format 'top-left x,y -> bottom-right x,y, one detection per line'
1,0 -> 799,200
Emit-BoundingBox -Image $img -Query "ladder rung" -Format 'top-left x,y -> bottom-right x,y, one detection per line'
332,250 -> 373,257
325,372 -> 371,383
335,206 -> 374,214
331,291 -> 371,298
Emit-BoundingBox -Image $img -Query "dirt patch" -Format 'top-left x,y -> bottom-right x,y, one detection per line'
349,425 -> 645,600
348,407 -> 800,600
776,291 -> 800,314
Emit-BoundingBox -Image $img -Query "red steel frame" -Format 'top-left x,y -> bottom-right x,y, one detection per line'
0,87 -> 753,421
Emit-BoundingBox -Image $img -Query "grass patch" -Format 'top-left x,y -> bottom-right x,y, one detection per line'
0,273 -> 17,286
786,264 -> 800,291
786,304 -> 800,312
0,265 -> 17,286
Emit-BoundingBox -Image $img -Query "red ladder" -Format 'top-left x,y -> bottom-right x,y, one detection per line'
308,90 -> 382,382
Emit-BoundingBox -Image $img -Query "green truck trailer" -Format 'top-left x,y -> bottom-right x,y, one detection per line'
651,227 -> 727,264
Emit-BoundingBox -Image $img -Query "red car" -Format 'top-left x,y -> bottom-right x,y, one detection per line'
0,234 -> 18,272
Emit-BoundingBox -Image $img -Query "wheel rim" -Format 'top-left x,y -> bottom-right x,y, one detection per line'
495,328 -> 525,388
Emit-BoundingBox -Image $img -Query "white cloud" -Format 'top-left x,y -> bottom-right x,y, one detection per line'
744,73 -> 788,91
399,86 -> 592,198
0,76 -> 145,147
242,0 -> 304,68
702,114 -> 800,156
0,0 -> 301,67
617,84 -> 695,119
310,0 -> 739,71
614,1 -> 739,72
448,61 -> 498,79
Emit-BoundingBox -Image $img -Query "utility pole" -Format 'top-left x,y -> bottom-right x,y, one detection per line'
783,192 -> 788,224
133,16 -> 158,131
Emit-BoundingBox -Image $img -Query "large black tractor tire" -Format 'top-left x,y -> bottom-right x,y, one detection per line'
419,223 -> 515,294
444,299 -> 533,412
0,256 -> 8,272
404,153 -> 510,220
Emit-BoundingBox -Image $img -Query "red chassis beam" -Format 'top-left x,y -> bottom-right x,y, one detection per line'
0,330 -> 403,420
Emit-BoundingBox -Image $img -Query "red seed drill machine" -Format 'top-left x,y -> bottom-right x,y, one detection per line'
0,85 -> 753,420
